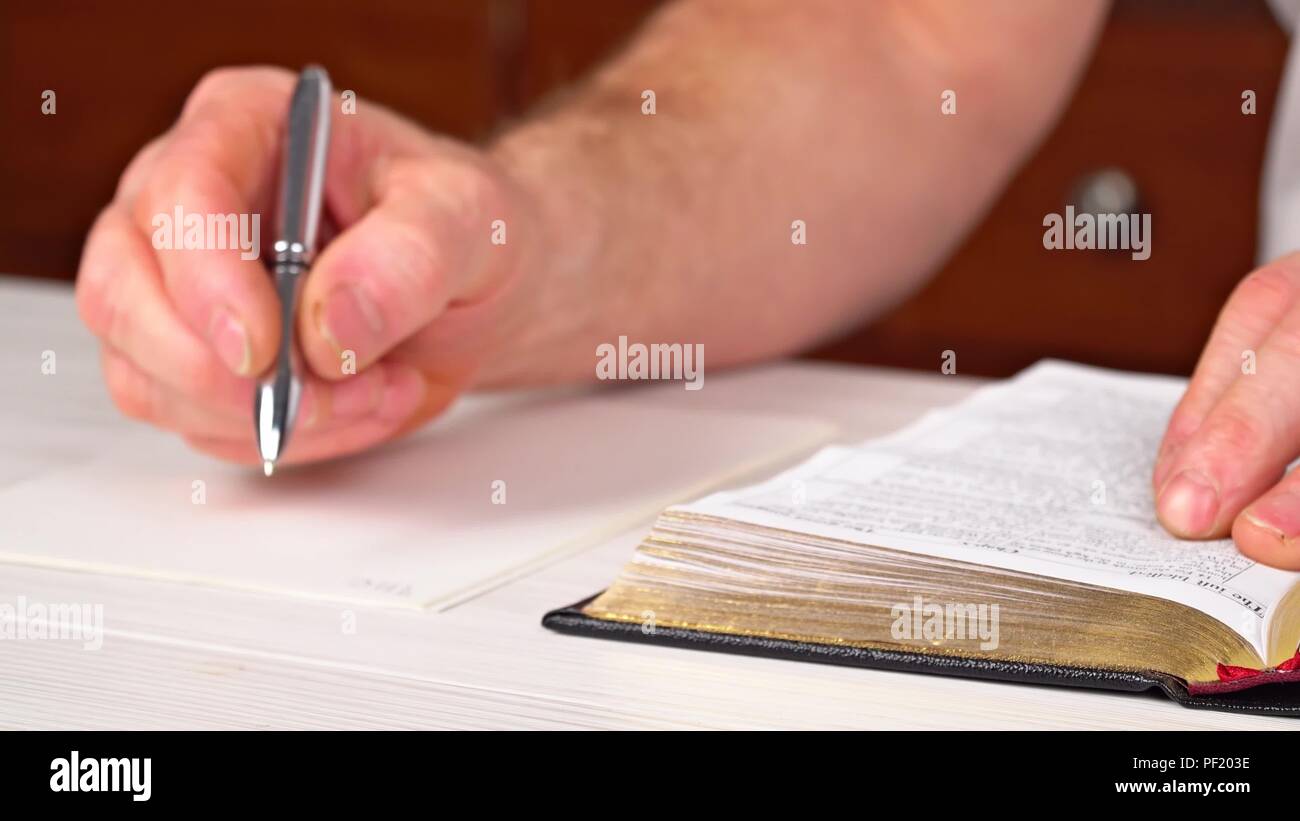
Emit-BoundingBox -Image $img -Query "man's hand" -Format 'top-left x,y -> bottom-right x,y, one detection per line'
77,67 -> 539,466
1154,254 -> 1300,570
77,1 -> 1109,471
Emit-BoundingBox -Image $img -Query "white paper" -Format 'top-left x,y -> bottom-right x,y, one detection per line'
676,360 -> 1300,657
0,397 -> 833,609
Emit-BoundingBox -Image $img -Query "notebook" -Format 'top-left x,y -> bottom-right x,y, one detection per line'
0,395 -> 833,609
544,361 -> 1300,715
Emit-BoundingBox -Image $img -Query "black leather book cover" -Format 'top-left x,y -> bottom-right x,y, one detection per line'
543,595 -> 1300,717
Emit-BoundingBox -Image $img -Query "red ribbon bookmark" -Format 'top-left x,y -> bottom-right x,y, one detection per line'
1216,650 -> 1300,683
1186,648 -> 1300,696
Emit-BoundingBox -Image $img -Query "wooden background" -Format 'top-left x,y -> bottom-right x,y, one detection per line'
0,0 -> 1287,376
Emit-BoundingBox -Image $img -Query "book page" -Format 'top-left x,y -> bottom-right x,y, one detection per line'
0,397 -> 833,610
676,361 -> 1300,657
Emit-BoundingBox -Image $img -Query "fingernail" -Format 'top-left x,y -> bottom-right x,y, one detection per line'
317,284 -> 384,363
1157,469 -> 1220,538
377,365 -> 426,423
208,307 -> 251,375
1243,491 -> 1300,539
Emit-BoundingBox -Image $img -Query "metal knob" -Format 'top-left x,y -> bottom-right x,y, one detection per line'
1071,167 -> 1141,216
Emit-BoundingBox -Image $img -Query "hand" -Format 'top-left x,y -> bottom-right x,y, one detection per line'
1153,254 -> 1300,569
77,66 -> 541,466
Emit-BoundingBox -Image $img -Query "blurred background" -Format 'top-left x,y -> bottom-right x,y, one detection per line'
0,0 -> 1286,376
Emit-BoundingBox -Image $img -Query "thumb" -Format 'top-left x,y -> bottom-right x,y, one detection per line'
300,151 -> 516,381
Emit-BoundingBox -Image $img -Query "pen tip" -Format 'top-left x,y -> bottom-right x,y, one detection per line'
263,460 -> 275,478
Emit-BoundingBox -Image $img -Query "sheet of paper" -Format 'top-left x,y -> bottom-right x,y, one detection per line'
0,396 -> 833,609
676,360 -> 1300,656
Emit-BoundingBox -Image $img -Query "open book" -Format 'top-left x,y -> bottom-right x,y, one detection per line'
545,361 -> 1300,714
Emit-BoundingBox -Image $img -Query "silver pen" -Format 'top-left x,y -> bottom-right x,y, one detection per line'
255,66 -> 332,477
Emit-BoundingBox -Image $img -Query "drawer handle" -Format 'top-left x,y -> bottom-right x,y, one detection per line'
1070,167 -> 1141,216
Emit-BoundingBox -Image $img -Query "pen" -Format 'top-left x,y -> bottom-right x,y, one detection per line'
255,66 -> 332,477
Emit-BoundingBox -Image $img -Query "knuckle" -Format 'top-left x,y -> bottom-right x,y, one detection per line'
1201,407 -> 1269,460
75,277 -> 116,342
103,356 -> 153,423
377,157 -> 505,303
1162,403 -> 1201,446
390,156 -> 501,228
384,156 -> 441,192
450,165 -> 506,233
1229,266 -> 1297,318
116,135 -> 168,203
133,161 -> 226,245
185,68 -> 243,113
183,66 -> 294,122
386,217 -> 447,300
1269,316 -> 1300,359
133,131 -> 247,230
100,287 -> 132,355
135,164 -> 177,226
75,275 -> 109,342
75,217 -> 122,340
139,152 -> 204,213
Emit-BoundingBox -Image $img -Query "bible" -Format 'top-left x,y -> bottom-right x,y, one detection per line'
544,361 -> 1300,715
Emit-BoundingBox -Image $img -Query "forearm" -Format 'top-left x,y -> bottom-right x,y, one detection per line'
484,0 -> 1109,385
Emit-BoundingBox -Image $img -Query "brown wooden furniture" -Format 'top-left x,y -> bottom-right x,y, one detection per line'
0,1 -> 1286,377
812,0 -> 1288,376
0,0 -> 660,277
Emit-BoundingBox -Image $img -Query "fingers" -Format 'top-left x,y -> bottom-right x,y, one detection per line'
82,197 -> 431,455
99,346 -> 251,438
78,205 -> 250,411
1153,257 -> 1300,492
116,134 -> 168,204
1233,473 -> 1300,571
101,343 -> 429,459
79,67 -> 488,467
184,366 -> 444,467
298,154 -> 517,379
122,65 -> 505,388
1154,273 -> 1300,540
129,67 -> 295,378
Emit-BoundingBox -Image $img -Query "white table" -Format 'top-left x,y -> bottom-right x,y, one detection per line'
0,276 -> 1290,729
